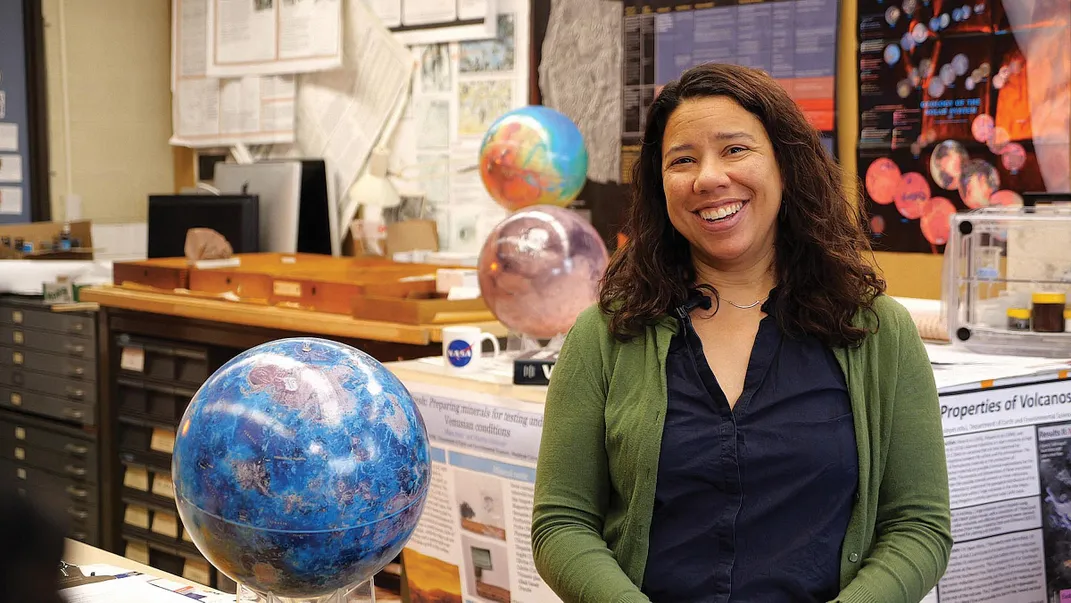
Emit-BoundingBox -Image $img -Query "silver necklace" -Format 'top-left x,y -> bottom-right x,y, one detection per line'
724,295 -> 768,310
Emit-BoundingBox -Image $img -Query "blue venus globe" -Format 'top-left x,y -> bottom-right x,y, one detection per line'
172,338 -> 431,598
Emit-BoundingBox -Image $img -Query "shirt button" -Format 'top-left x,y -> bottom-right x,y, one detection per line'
849,553 -> 860,563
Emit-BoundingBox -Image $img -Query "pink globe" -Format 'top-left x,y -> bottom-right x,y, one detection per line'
477,205 -> 609,339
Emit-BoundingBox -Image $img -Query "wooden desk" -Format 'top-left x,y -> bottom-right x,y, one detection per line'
62,539 -> 402,600
80,285 -> 506,346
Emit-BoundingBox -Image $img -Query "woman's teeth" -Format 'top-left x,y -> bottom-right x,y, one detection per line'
699,202 -> 744,222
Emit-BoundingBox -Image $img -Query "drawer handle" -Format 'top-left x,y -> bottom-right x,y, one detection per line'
62,408 -> 84,420
65,343 -> 86,355
64,443 -> 88,455
64,464 -> 87,477
70,322 -> 84,333
71,531 -> 88,541
65,386 -> 85,400
69,366 -> 85,377
66,507 -> 89,520
65,485 -> 88,499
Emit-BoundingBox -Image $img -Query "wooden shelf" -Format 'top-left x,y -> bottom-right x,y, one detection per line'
80,285 -> 506,346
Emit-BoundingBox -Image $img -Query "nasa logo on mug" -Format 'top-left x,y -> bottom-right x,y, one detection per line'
442,325 -> 501,373
446,339 -> 474,367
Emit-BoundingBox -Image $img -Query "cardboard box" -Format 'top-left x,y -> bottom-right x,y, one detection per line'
0,220 -> 94,260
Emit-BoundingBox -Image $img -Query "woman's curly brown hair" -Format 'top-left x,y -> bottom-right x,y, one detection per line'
599,63 -> 886,347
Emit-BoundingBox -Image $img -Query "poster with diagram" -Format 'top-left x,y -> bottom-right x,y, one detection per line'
620,0 -> 841,184
858,0 -> 1070,254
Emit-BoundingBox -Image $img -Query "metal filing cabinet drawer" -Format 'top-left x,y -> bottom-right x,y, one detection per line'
0,457 -> 98,502
0,325 -> 95,359
0,439 -> 97,483
0,386 -> 95,425
0,306 -> 94,336
0,365 -> 96,404
0,415 -> 97,470
0,297 -> 100,548
0,345 -> 95,380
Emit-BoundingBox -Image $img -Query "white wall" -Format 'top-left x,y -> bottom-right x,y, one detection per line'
42,0 -> 173,227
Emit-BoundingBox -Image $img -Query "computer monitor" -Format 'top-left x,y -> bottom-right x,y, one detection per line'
212,159 -> 339,255
147,194 -> 260,259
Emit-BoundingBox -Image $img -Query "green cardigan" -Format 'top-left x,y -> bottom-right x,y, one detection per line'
531,295 -> 952,603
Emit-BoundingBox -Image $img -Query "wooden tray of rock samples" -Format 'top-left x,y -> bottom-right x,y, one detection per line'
112,253 -> 492,322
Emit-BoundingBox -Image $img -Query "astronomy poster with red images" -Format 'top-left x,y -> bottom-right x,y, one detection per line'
857,0 -> 1070,254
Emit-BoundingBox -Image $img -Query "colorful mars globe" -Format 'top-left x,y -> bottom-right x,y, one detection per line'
478,105 -> 588,212
172,338 -> 431,598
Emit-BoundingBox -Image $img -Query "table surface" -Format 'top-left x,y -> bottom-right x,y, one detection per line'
79,285 -> 506,346
62,540 -> 402,601
388,358 -> 549,404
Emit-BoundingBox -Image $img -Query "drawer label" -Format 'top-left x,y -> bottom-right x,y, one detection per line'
273,280 -> 302,298
151,427 -> 176,454
120,346 -> 145,372
12,351 -> 21,365
14,427 -> 24,440
16,468 -> 24,480
11,311 -> 21,324
10,393 -> 20,406
12,331 -> 22,345
14,447 -> 23,460
152,473 -> 175,499
123,466 -> 149,491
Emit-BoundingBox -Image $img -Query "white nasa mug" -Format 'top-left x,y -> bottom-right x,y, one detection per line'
442,326 -> 501,373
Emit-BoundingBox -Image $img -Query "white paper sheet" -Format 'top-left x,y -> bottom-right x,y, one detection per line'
0,154 -> 22,183
296,0 -> 413,205
0,186 -> 23,214
171,0 -> 295,148
60,574 -> 233,603
926,343 -> 1071,391
205,0 -> 343,77
0,123 -> 17,152
369,0 -> 402,26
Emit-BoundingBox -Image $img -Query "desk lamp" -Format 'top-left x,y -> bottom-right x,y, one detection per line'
339,81 -> 410,255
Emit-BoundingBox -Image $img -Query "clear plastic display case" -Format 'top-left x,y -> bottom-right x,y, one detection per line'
943,202 -> 1071,358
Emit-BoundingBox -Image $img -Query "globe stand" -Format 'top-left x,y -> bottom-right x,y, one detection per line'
509,331 -> 565,385
236,579 -> 375,603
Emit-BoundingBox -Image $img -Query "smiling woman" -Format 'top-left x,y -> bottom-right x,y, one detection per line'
532,62 -> 953,603
604,63 -> 886,346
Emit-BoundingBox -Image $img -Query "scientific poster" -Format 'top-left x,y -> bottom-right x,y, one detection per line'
204,0 -> 343,77
857,0 -> 1070,254
620,0 -> 841,183
170,0 -> 297,148
387,0 -> 528,253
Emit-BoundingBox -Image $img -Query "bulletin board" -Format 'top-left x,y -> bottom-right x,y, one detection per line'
0,0 -> 49,223
620,0 -> 842,184
858,0 -> 1071,254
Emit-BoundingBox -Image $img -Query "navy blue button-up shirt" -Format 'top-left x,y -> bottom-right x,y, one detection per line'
642,294 -> 859,602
